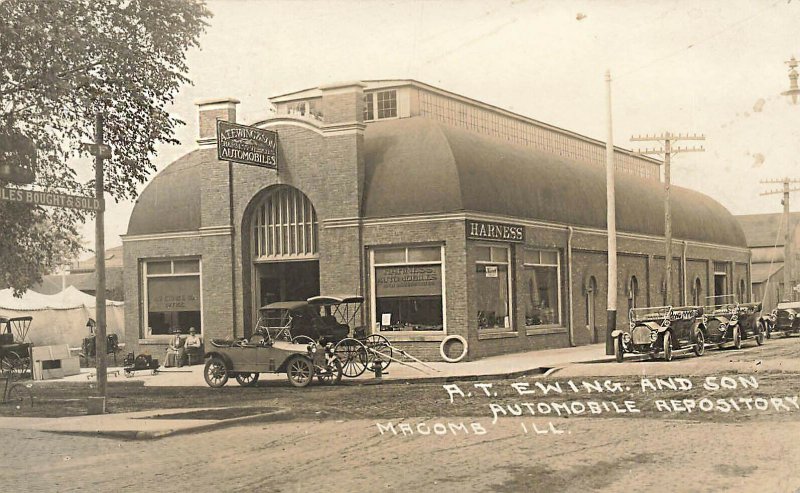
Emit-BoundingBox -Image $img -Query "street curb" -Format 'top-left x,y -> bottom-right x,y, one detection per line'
350,356 -> 617,386
47,408 -> 289,441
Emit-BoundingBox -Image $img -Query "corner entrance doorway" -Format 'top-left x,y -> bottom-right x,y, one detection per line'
247,185 -> 321,326
256,261 -> 320,306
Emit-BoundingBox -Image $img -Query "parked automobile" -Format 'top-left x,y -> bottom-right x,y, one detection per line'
613,305 -> 706,362
770,300 -> 800,337
703,296 -> 765,348
202,304 -> 343,389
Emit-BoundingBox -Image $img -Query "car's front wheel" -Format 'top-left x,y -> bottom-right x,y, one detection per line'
204,357 -> 229,388
613,337 -> 624,363
317,358 -> 343,385
693,329 -> 705,357
732,324 -> 742,349
286,356 -> 314,388
662,331 -> 674,362
755,321 -> 765,346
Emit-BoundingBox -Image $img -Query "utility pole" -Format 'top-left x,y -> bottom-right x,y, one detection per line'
760,178 -> 800,301
604,70 -> 617,355
93,111 -> 108,401
631,132 -> 705,305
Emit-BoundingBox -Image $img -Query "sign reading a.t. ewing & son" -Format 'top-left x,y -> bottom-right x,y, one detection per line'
217,120 -> 278,169
466,219 -> 525,243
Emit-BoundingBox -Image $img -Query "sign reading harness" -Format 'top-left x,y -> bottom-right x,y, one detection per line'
217,120 -> 278,169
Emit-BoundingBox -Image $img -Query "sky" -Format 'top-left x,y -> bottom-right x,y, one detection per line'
73,0 -> 800,257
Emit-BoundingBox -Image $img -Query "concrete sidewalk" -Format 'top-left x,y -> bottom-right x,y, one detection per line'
0,344 -> 614,440
60,342 -> 614,387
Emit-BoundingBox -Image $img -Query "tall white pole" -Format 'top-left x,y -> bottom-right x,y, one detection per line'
605,70 -> 617,355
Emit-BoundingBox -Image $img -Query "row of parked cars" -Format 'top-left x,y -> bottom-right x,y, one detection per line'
611,297 -> 800,362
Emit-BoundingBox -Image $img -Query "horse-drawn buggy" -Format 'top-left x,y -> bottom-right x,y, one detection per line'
613,305 -> 706,362
201,294 -> 431,388
703,296 -> 765,349
0,316 -> 32,379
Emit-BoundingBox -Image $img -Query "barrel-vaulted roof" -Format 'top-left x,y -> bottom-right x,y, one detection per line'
128,117 -> 746,248
126,149 -> 203,236
362,118 -> 746,247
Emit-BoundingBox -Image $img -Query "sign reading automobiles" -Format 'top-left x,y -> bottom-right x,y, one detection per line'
217,120 -> 277,169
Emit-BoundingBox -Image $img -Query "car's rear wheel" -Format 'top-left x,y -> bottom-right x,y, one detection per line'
732,325 -> 742,349
693,329 -> 705,357
662,331 -> 673,362
203,357 -> 229,388
286,356 -> 314,388
755,321 -> 765,346
317,358 -> 343,385
235,372 -> 260,387
613,337 -> 624,363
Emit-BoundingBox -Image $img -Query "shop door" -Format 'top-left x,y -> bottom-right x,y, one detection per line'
714,274 -> 727,304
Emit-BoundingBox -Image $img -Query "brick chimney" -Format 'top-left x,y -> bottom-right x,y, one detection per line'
319,82 -> 366,127
194,97 -> 240,145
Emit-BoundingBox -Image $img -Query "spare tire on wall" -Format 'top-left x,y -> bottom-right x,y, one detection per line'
440,335 -> 468,363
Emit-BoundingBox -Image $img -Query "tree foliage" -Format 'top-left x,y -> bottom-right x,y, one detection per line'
0,0 -> 211,294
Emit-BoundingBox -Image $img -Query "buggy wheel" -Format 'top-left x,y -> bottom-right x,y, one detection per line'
286,356 -> 314,388
693,329 -> 705,357
614,337 -> 624,363
317,358 -> 343,385
5,383 -> 33,412
662,331 -> 674,362
235,373 -> 260,387
1,351 -> 29,380
203,357 -> 229,388
755,322 -> 765,346
334,338 -> 367,378
732,325 -> 742,349
292,335 -> 316,346
364,334 -> 393,370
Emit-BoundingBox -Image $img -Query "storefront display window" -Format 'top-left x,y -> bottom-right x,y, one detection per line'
523,249 -> 561,327
143,259 -> 201,337
476,245 -> 511,330
372,245 -> 444,332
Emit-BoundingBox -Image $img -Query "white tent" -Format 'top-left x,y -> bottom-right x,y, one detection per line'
0,286 -> 124,348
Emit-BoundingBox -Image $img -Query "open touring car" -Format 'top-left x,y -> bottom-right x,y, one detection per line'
613,305 -> 706,362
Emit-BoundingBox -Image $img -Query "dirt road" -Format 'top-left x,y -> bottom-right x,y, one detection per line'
2,416 -> 799,492
3,338 -> 800,492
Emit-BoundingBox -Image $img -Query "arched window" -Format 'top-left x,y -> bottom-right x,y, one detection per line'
627,276 -> 639,311
692,277 -> 702,305
251,186 -> 318,261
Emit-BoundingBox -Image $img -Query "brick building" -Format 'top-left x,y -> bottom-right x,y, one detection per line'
736,212 -> 800,312
122,80 -> 750,361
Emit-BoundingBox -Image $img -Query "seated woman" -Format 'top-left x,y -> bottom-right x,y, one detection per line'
164,328 -> 185,368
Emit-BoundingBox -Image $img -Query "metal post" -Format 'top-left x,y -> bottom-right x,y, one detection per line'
664,135 -> 672,304
94,111 -> 107,399
605,70 -> 617,355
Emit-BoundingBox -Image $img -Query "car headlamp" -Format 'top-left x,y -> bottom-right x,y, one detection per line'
650,331 -> 658,342
719,323 -> 727,332
790,313 -> 796,320
307,344 -> 317,354
622,333 -> 631,344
